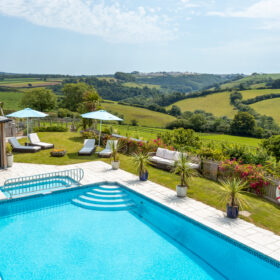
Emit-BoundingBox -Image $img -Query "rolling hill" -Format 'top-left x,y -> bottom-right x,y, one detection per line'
168,91 -> 237,118
102,101 -> 176,127
250,98 -> 280,123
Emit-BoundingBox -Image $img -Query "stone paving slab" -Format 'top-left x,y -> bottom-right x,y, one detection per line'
1,161 -> 280,262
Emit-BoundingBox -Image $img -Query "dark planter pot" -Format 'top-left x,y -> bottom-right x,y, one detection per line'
226,204 -> 239,219
139,171 -> 148,181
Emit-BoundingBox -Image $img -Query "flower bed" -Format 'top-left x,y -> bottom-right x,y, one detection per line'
219,159 -> 270,196
50,149 -> 66,157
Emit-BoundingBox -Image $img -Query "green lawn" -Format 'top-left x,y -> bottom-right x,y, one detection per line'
12,131 -> 280,234
167,91 -> 237,118
0,91 -> 24,110
102,102 -> 176,127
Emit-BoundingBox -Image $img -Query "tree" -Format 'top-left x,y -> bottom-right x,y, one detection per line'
262,135 -> 280,162
230,112 -> 256,136
169,105 -> 181,116
82,88 -> 101,112
271,79 -> 280,89
189,114 -> 206,132
62,82 -> 94,111
20,88 -> 57,111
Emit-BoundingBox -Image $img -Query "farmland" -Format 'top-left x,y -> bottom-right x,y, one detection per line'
241,89 -> 280,100
168,91 -> 237,118
250,98 -> 280,123
0,91 -> 23,110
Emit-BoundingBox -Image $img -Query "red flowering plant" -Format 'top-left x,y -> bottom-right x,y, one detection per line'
219,159 -> 269,196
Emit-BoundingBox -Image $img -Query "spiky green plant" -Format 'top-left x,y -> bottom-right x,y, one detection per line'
109,140 -> 122,162
173,152 -> 199,187
218,177 -> 249,209
132,151 -> 149,176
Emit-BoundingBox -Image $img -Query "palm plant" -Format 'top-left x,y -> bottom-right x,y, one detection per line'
218,177 -> 249,209
109,141 -> 120,162
173,152 -> 199,188
132,151 -> 149,177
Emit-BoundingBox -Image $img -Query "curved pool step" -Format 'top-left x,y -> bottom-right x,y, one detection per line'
72,199 -> 135,211
79,195 -> 131,205
86,192 -> 128,200
71,185 -> 135,211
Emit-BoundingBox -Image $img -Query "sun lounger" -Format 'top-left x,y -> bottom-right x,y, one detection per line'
98,140 -> 118,158
28,133 -> 54,149
78,139 -> 96,155
9,137 -> 41,153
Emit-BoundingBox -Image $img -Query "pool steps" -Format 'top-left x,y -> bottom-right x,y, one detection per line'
71,185 -> 135,211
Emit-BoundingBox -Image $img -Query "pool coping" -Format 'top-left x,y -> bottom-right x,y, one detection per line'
1,161 -> 280,263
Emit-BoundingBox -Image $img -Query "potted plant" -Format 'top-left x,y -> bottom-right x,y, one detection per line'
6,143 -> 13,167
219,177 -> 249,219
110,141 -> 121,170
173,152 -> 199,197
133,152 -> 149,181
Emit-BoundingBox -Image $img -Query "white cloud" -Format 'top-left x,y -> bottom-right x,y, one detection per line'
208,0 -> 280,29
0,0 -> 173,43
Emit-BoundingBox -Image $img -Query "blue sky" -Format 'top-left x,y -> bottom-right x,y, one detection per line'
0,0 -> 280,75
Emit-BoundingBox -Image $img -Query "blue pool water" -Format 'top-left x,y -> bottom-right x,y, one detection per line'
0,183 -> 279,280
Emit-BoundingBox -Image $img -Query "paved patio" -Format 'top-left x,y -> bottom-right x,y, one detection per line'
1,161 -> 280,262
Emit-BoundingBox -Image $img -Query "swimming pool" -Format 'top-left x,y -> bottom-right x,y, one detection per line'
0,182 -> 279,279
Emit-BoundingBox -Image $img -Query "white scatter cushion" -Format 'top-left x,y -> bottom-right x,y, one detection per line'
156,147 -> 167,158
164,150 -> 176,160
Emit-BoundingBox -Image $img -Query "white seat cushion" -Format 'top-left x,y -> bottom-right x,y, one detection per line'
188,162 -> 200,169
174,151 -> 181,161
150,156 -> 175,166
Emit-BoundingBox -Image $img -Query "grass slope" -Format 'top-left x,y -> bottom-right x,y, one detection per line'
168,91 -> 236,118
220,73 -> 280,90
250,97 -> 280,123
198,133 -> 261,147
102,102 -> 176,127
123,82 -> 161,89
13,132 -> 280,234
0,91 -> 23,110
241,89 -> 280,100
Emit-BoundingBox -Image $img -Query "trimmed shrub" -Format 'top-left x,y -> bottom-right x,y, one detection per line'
33,126 -> 67,132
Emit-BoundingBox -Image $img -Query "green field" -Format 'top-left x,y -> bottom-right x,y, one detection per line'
168,91 -> 237,118
241,89 -> 280,100
198,133 -> 261,147
0,80 -> 61,88
0,91 -> 23,110
123,82 -> 161,89
220,73 -> 280,90
250,98 -> 280,123
102,102 -> 176,127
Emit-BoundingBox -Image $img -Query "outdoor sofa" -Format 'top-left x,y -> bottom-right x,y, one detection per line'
78,139 -> 96,155
28,133 -> 54,149
148,147 -> 201,171
98,140 -> 118,158
9,137 -> 41,153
